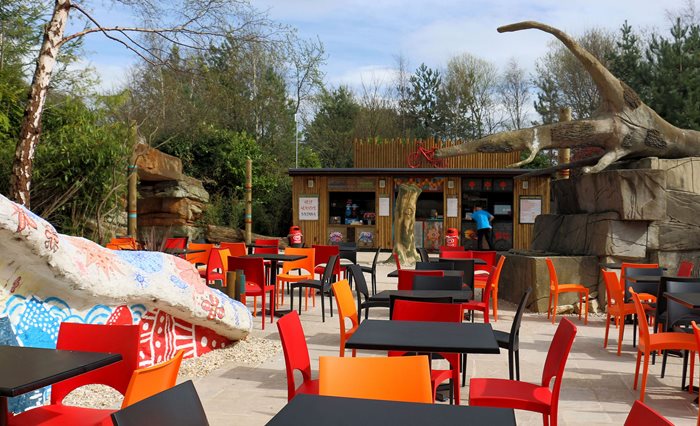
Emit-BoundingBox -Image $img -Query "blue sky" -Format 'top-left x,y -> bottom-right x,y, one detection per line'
76,0 -> 690,92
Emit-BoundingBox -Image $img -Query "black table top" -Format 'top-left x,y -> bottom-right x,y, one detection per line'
243,254 -> 305,262
345,320 -> 499,354
164,248 -> 205,255
0,346 -> 122,397
370,290 -> 473,303
627,274 -> 672,284
387,269 -> 465,279
266,394 -> 516,426
665,292 -> 700,309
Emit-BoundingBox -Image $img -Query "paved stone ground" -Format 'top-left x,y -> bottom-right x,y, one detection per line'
194,252 -> 698,425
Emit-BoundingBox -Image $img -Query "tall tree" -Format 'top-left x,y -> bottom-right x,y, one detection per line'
12,0 -> 275,208
406,63 -> 444,138
304,86 -> 359,168
499,58 -> 530,130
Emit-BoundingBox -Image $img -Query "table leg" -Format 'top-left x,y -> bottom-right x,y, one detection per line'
1,396 -> 8,426
267,260 -> 291,317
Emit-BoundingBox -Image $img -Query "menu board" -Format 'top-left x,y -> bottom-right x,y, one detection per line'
519,196 -> 542,224
299,196 -> 319,220
379,197 -> 390,217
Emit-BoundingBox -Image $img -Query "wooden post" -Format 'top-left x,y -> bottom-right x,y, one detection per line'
127,163 -> 138,237
245,157 -> 252,245
557,107 -> 572,179
393,184 -> 421,267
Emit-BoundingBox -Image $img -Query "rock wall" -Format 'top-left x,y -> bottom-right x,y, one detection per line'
533,157 -> 700,267
135,143 -> 209,241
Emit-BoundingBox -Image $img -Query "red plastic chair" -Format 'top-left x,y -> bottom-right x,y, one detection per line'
624,400 -> 674,426
312,244 -> 341,282
678,260 -> 694,277
472,251 -> 496,289
253,238 -> 278,254
164,237 -> 187,250
630,289 -> 696,402
462,266 -> 495,324
397,269 -> 444,291
276,311 -> 319,401
469,318 -> 577,426
205,248 -> 230,286
219,242 -> 247,257
439,251 -> 473,259
393,252 -> 402,270
392,299 -> 463,404
439,245 -> 464,253
229,256 -> 274,330
10,323 -> 140,426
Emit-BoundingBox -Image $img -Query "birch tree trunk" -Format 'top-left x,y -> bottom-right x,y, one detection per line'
393,184 -> 421,267
11,0 -> 70,208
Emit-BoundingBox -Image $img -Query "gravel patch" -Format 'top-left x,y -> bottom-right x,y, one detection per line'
62,335 -> 280,409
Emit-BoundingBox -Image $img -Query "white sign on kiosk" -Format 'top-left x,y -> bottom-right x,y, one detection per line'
299,197 -> 319,220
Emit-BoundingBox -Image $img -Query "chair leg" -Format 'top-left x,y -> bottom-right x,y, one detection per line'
261,292 -> 266,331
547,291 -> 553,320
634,350 -> 642,390
270,290 -> 275,324
584,290 -> 589,325
640,351 -> 650,402
321,290 -> 325,323
298,287 -> 303,315
290,286 -> 295,312
632,315 -> 637,347
508,349 -> 514,380
515,349 -> 521,381
329,292 -> 334,317
461,353 -> 467,387
603,313 -> 611,349
493,289 -> 498,322
682,350 -> 689,391
551,292 -> 558,324
617,317 -> 625,356
661,350 -> 668,378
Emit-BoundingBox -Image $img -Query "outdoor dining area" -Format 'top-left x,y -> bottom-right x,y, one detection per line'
96,237 -> 700,424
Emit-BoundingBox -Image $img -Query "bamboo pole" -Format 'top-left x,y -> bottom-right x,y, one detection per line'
245,157 -> 252,245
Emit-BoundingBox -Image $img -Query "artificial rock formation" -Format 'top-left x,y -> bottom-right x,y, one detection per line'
135,143 -> 209,240
436,21 -> 700,174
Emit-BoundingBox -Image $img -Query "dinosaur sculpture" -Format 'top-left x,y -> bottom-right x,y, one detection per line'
436,21 -> 700,172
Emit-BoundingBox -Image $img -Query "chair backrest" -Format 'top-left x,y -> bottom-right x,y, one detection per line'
510,288 -> 532,347
319,355 -> 433,403
121,350 -> 184,408
412,275 -> 463,291
417,248 -> 430,263
276,311 -> 313,401
390,295 -> 454,319
281,247 -> 315,275
481,266 -> 496,304
228,256 -> 266,288
164,237 -> 188,250
219,242 -> 247,257
312,244 -> 341,276
397,269 -> 444,291
664,278 -> 700,331
545,258 -> 559,291
186,243 -> 214,265
370,247 -> 381,272
332,280 -> 358,336
109,237 -> 139,250
472,251 -> 497,273
338,242 -> 357,264
52,323 -> 140,404
111,380 -> 209,426
630,289 -> 652,349
623,265 -> 664,301
540,318 -> 577,416
321,255 -> 340,291
439,245 -> 464,253
415,261 -> 454,271
253,238 -> 278,254
348,264 -> 369,300
439,250 -> 473,259
205,248 -> 230,286
391,298 -> 461,322
602,270 -> 625,309
491,255 -> 505,290
623,400 -> 674,426
677,260 -> 694,277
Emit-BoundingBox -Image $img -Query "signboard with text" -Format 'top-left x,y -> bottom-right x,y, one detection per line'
299,197 -> 319,220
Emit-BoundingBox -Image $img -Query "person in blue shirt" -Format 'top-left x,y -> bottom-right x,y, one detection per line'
471,206 -> 494,250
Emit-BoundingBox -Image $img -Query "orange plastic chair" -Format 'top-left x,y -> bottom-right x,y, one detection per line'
691,322 -> 700,426
392,299 -> 463,404
624,400 -> 674,426
331,280 -> 358,357
472,251 -> 497,288
229,256 -> 274,330
205,248 -> 230,286
678,260 -> 694,277
186,243 -> 214,277
546,258 -> 589,325
630,289 -> 696,402
276,247 -> 315,307
469,318 -> 577,426
107,237 -> 140,250
219,242 -> 247,257
602,270 -> 636,356
397,269 -> 444,291
277,311 -> 319,401
490,256 -> 505,321
319,355 -> 433,403
121,350 -> 185,407
9,323 -> 140,426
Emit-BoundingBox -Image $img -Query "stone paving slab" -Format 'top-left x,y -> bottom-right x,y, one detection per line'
194,252 -> 698,425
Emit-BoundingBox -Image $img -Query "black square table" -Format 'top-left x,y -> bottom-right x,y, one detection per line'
665,292 -> 700,309
243,253 -> 307,316
345,320 -> 499,354
0,345 -> 122,426
370,289 -> 474,304
266,394 -> 516,426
